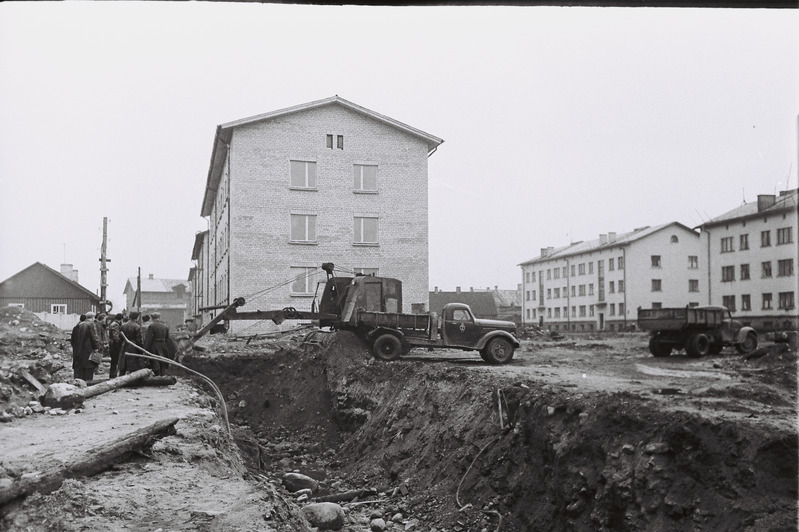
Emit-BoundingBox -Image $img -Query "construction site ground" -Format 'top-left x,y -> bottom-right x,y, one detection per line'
0,306 -> 797,532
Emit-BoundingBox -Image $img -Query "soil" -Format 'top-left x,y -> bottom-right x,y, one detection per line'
0,306 -> 797,531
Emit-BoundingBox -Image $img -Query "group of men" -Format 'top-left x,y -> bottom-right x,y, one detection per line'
70,310 -> 174,382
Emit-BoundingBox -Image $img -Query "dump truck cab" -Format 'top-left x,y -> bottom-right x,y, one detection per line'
440,303 -> 520,363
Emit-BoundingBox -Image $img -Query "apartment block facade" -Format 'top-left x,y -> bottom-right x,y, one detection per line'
699,190 -> 798,331
194,96 -> 443,332
519,223 -> 703,332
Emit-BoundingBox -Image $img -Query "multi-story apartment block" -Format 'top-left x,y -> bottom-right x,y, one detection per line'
194,96 -> 443,332
699,190 -> 798,331
519,223 -> 703,332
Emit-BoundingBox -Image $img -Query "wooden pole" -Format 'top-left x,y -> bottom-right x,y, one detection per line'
81,368 -> 153,399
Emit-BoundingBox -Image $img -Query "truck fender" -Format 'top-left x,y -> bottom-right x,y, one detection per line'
366,327 -> 405,343
475,331 -> 520,351
735,326 -> 757,344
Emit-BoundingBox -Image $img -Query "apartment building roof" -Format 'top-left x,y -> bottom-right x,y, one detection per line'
124,277 -> 191,294
699,189 -> 798,228
518,222 -> 697,266
201,95 -> 444,217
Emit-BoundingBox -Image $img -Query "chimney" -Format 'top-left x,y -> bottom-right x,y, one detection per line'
599,234 -> 608,244
434,286 -> 438,292
608,232 -> 617,242
470,287 -> 474,292
494,285 -> 498,291
456,286 -> 461,293
540,247 -> 548,258
757,194 -> 776,212
60,264 -> 79,283
149,274 -> 154,280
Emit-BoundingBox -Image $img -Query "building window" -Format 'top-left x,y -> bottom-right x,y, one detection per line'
670,235 -> 679,243
779,292 -> 795,310
619,303 -> 625,316
547,289 -> 552,299
609,258 -> 615,271
353,164 -> 378,192
652,302 -> 662,309
618,256 -> 624,270
579,305 -> 586,317
722,295 -> 736,312
610,303 -> 615,316
689,279 -> 699,292
651,279 -> 662,292
762,293 -> 773,310
579,285 -> 586,296
618,280 -> 625,293
554,268 -> 560,279
777,227 -> 793,245
290,214 -> 317,243
548,308 -> 552,318
563,266 -> 568,277
50,304 -> 67,314
721,266 -> 735,282
740,264 -> 750,280
778,259 -> 794,277
290,266 -> 316,295
354,216 -> 379,244
589,284 -> 594,296
554,308 -> 560,318
578,263 -> 585,275
532,290 -> 537,300
688,256 -> 699,269
526,290 -> 530,301
761,230 -> 771,247
326,134 -> 333,149
554,288 -> 560,299
588,262 -> 594,274
571,286 -> 576,297
741,294 -> 751,311
531,271 -> 536,282
651,255 -> 661,268
720,237 -> 734,253
739,234 -> 749,250
609,281 -> 615,293
761,261 -> 772,278
547,269 -> 551,280
589,305 -> 595,317
290,160 -> 317,189
337,135 -> 344,150
572,306 -> 576,317
355,267 -> 379,276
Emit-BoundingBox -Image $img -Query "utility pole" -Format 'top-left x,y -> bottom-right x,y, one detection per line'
99,217 -> 110,313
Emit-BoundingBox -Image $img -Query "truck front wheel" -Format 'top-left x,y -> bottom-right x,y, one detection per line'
372,334 -> 402,361
687,333 -> 710,358
481,337 -> 515,365
735,332 -> 758,355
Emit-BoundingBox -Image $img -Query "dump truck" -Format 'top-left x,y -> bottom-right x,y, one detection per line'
192,263 -> 519,364
637,305 -> 758,357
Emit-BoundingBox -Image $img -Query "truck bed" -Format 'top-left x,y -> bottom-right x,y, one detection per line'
637,306 -> 725,331
356,310 -> 433,333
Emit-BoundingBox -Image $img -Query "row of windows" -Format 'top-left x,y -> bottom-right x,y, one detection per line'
721,292 -> 795,312
290,214 -> 379,245
291,160 -> 378,193
720,227 -> 793,253
539,303 -> 628,319
525,255 -> 700,283
721,259 -> 794,282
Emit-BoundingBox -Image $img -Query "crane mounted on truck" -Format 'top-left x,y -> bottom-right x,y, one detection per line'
186,263 -> 520,364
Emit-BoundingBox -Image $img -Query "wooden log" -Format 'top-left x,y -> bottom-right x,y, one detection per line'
0,417 -> 178,508
133,376 -> 177,387
81,368 -> 153,399
313,488 -> 377,503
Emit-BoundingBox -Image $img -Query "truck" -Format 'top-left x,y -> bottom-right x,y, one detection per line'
637,305 -> 758,357
192,263 -> 520,364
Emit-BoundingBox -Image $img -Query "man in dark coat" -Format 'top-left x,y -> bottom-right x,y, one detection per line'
72,311 -> 100,381
144,312 -> 170,376
119,311 -> 144,376
107,313 -> 124,378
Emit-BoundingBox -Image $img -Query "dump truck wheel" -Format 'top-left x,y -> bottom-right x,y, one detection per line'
372,334 -> 401,361
735,332 -> 758,354
687,333 -> 710,357
649,336 -> 671,357
481,337 -> 514,365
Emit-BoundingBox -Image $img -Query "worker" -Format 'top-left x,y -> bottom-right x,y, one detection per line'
119,311 -> 144,376
144,312 -> 170,376
107,313 -> 124,378
72,311 -> 100,382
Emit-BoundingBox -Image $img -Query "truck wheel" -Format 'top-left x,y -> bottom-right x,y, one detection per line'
649,336 -> 671,357
481,337 -> 515,365
687,333 -> 710,357
735,332 -> 758,354
372,334 -> 402,361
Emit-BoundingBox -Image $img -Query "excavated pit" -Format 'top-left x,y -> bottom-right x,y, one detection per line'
183,331 -> 798,532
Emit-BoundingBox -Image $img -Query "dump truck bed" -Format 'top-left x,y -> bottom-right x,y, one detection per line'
637,306 -> 726,331
356,310 -> 433,333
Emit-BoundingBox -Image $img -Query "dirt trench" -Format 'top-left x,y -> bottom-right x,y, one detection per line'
184,331 -> 798,532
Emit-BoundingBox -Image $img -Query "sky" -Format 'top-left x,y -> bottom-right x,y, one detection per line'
0,3 -> 797,311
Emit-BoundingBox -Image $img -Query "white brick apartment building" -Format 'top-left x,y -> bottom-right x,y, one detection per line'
519,223 -> 703,332
193,96 -> 443,332
699,190 -> 798,331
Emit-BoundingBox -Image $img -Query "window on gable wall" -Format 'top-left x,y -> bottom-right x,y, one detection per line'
353,164 -> 378,192
290,160 -> 317,189
337,135 -> 344,150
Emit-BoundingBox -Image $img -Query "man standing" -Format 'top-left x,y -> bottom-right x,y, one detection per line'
72,311 -> 100,381
144,312 -> 170,376
119,311 -> 144,376
107,313 -> 124,378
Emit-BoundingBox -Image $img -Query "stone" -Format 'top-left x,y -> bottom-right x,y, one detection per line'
547,406 -> 556,416
300,502 -> 345,530
283,472 -> 319,493
42,383 -> 84,409
621,444 -> 635,454
370,518 -> 387,532
392,512 -> 404,522
644,442 -> 670,455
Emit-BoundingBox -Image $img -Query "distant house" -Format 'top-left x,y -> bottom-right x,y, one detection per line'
123,274 -> 191,329
0,263 -> 101,329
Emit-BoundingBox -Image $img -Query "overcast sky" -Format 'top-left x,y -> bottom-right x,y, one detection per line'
0,3 -> 797,311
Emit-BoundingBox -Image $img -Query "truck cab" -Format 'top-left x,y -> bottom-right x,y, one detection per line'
440,303 -> 520,363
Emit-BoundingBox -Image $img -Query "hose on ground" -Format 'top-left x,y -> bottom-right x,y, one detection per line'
120,333 -> 231,436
